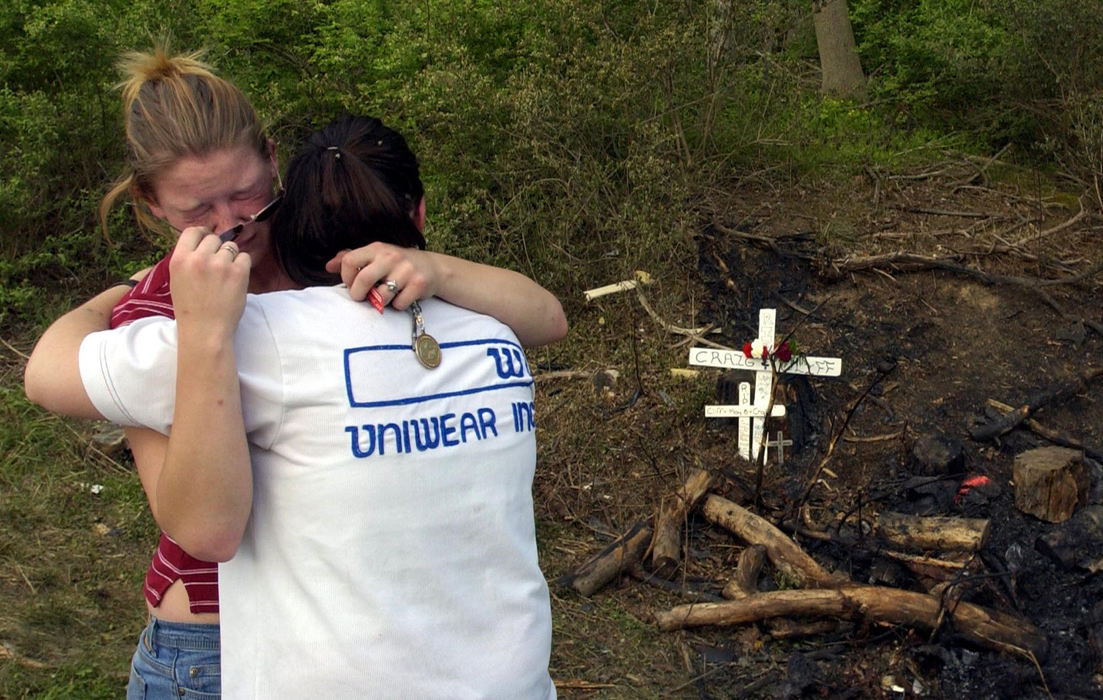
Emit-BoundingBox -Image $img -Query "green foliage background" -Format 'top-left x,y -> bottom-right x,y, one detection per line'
3,0 -> 1100,336
3,0 -> 1103,695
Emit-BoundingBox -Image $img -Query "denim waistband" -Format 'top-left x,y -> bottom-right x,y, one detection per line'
145,616 -> 221,652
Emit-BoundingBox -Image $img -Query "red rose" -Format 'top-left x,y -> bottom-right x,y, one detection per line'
742,342 -> 753,358
774,342 -> 792,362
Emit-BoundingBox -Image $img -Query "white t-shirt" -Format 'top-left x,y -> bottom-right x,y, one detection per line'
79,288 -> 555,700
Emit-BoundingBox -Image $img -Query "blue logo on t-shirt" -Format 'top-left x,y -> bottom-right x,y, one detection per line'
341,338 -> 535,459
343,338 -> 532,408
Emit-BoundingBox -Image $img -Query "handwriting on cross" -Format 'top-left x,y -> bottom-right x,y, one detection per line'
688,308 -> 842,463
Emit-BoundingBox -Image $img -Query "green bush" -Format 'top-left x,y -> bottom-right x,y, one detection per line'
4,0 -> 1103,336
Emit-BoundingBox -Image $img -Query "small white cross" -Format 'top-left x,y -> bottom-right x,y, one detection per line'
765,432 -> 794,464
688,308 -> 841,463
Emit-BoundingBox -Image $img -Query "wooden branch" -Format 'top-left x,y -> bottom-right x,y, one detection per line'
952,143 -> 1012,187
532,370 -> 594,382
971,367 -> 1103,441
795,525 -> 977,582
628,565 -> 724,602
722,544 -> 767,599
988,398 -> 1103,462
791,361 -> 896,517
897,205 -> 998,219
654,585 -> 1048,659
827,252 -> 1103,295
702,495 -> 841,588
875,512 -> 990,552
564,519 -> 653,597
582,270 -> 653,301
1033,288 -> 1103,338
1014,197 -> 1088,246
0,336 -> 31,361
634,286 -> 712,337
649,469 -> 716,577
710,220 -> 817,260
879,549 -> 976,583
843,429 -> 905,443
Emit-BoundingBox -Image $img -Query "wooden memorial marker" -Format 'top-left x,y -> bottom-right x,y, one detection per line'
765,432 -> 794,464
688,308 -> 842,463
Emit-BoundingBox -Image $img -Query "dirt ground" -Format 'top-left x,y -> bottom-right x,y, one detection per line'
538,159 -> 1103,698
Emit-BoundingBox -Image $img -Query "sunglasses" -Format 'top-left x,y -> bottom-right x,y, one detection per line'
218,172 -> 286,242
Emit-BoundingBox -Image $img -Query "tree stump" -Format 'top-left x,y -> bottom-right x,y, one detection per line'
1013,447 -> 1088,523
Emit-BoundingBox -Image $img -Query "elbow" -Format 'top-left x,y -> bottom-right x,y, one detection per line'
24,355 -> 58,411
528,297 -> 568,347
199,540 -> 241,564
172,528 -> 244,563
24,351 -> 99,418
163,514 -> 247,563
548,305 -> 569,344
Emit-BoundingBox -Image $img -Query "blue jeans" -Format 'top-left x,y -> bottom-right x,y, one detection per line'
126,617 -> 221,699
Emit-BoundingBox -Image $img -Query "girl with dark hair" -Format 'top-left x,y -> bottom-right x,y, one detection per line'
273,115 -> 429,286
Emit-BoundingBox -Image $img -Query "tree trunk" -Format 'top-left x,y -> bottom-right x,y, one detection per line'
812,0 -> 867,99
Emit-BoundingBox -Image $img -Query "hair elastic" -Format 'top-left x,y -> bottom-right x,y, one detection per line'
326,145 -> 341,159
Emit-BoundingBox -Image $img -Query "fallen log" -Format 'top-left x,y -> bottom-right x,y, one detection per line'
702,494 -> 842,588
649,468 -> 716,577
563,519 -> 652,597
875,511 -> 990,552
654,585 -> 1047,659
722,544 -> 767,600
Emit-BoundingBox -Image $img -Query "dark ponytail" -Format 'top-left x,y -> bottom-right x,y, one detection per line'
273,115 -> 426,287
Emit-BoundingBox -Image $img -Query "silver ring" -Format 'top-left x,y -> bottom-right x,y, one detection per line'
385,279 -> 398,294
220,242 -> 239,256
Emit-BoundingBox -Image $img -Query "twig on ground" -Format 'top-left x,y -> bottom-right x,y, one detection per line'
897,206 -> 999,219
952,143 -> 1012,188
628,565 -> 724,603
971,367 -> 1103,441
842,429 -> 906,443
1013,196 -> 1088,247
986,398 -> 1103,461
0,644 -> 49,669
634,287 -> 712,337
0,336 -> 30,361
709,221 -> 817,260
533,370 -> 593,381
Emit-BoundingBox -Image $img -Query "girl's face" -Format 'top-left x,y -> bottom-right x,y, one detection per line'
147,144 -> 280,289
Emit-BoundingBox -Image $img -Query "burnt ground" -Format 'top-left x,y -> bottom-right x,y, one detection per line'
538,159 -> 1103,698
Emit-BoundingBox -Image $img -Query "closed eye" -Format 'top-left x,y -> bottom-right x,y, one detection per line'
181,205 -> 211,221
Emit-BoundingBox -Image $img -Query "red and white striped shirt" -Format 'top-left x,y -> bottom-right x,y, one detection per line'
113,254 -> 221,614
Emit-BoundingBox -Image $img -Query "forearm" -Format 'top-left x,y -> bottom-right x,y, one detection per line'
24,284 -> 131,417
156,331 -> 252,562
430,253 -> 568,346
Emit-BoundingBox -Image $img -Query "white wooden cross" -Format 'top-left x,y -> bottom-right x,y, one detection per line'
688,308 -> 842,463
765,432 -> 794,464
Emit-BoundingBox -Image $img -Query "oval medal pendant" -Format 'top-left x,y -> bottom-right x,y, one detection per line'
414,333 -> 442,369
